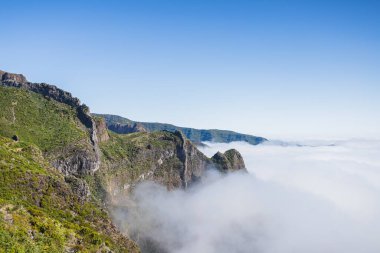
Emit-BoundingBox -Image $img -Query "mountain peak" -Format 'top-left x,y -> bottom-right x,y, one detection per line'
0,70 -> 27,83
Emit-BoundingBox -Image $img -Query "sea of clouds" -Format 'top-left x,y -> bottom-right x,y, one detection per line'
120,139 -> 380,253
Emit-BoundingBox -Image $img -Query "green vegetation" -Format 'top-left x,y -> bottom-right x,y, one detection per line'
93,131 -> 185,197
0,136 -> 137,252
0,86 -> 139,252
94,113 -> 267,145
0,81 -> 242,252
101,131 -> 176,162
0,86 -> 87,152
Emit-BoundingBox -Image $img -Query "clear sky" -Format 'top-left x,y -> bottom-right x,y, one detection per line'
1,0 -> 379,139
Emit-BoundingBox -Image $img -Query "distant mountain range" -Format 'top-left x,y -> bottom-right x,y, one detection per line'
94,113 -> 267,145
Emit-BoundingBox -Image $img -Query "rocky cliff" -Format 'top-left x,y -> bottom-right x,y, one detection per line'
94,130 -> 246,206
94,116 -> 110,142
212,149 -> 247,172
0,70 -> 248,252
0,70 -> 27,83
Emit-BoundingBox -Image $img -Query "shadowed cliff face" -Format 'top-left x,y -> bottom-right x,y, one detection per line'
96,130 -> 246,206
96,130 -> 247,252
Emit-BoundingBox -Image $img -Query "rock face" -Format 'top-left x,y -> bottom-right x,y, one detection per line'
51,146 -> 100,176
99,130 -> 210,205
212,149 -> 246,172
0,70 -> 100,175
173,130 -> 211,188
0,70 -> 27,83
64,175 -> 91,204
95,117 -> 110,142
99,131 -> 247,252
99,130 -> 247,206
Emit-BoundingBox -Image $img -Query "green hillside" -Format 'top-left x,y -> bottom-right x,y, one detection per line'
0,136 -> 138,252
0,85 -> 139,252
0,86 -> 87,152
0,72 -> 248,252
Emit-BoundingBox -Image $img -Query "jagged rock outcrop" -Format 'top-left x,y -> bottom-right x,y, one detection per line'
212,149 -> 246,172
173,130 -> 210,188
95,117 -> 110,142
100,131 -> 247,252
99,130 -> 247,206
0,70 -> 27,83
51,145 -> 100,176
99,130 -> 211,204
0,70 -> 100,175
64,175 -> 91,204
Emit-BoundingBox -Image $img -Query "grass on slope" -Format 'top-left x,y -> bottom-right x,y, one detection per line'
0,86 -> 87,153
101,131 -> 176,162
0,136 -> 138,252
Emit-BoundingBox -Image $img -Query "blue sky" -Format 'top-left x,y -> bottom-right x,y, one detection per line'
1,0 -> 379,139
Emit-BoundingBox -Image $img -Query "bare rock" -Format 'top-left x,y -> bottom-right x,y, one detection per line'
212,149 -> 246,172
65,175 -> 91,204
0,70 -> 27,83
95,117 -> 110,142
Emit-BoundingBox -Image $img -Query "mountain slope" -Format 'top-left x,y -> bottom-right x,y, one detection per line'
94,114 -> 267,145
0,73 -> 139,252
0,136 -> 139,252
91,129 -> 246,205
1,70 -> 248,252
0,78 -> 100,176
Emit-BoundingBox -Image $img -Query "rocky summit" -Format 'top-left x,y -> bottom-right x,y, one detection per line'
0,70 -> 249,252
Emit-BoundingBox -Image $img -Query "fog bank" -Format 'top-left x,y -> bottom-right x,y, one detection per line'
118,139 -> 380,253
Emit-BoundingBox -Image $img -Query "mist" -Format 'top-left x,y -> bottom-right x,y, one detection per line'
116,139 -> 380,253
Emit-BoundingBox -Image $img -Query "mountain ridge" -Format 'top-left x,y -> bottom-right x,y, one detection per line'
94,113 -> 267,146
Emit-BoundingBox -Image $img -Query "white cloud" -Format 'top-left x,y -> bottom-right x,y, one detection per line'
115,139 -> 380,253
